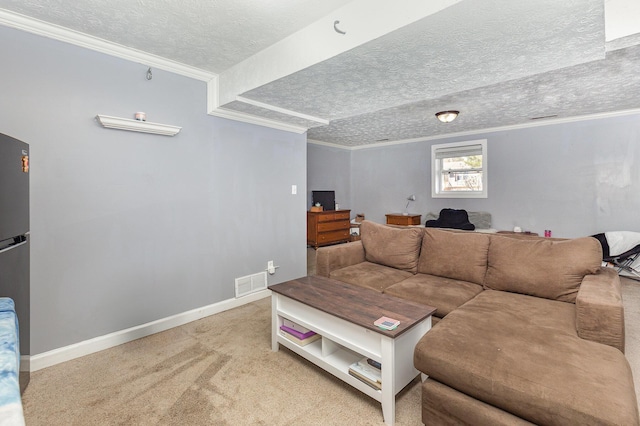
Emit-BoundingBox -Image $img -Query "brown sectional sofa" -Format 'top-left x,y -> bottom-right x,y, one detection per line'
316,220 -> 639,425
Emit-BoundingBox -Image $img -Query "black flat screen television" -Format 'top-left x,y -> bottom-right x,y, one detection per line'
312,190 -> 335,210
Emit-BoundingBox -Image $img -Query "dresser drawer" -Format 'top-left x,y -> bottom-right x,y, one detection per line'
317,220 -> 350,232
334,211 -> 350,220
317,210 -> 350,222
318,229 -> 350,243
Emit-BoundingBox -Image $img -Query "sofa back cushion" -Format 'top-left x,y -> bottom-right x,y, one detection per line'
484,236 -> 602,302
418,229 -> 490,285
360,220 -> 423,273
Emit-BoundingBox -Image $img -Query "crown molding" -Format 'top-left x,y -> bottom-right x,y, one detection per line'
209,108 -> 308,134
309,108 -> 640,151
235,97 -> 330,125
0,8 -> 216,82
307,139 -> 351,149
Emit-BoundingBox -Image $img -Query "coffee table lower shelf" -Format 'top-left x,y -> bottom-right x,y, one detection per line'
271,291 -> 431,425
277,334 -> 382,399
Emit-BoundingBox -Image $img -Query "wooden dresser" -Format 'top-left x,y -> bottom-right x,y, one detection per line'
386,213 -> 422,226
307,210 -> 351,248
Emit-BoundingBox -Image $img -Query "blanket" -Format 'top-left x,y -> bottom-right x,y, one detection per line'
0,298 -> 24,426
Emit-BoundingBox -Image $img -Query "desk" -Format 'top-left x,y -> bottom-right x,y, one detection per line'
385,213 -> 421,226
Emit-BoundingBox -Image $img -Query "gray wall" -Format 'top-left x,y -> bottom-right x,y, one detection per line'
309,113 -> 640,238
307,143 -> 351,211
0,26 -> 307,354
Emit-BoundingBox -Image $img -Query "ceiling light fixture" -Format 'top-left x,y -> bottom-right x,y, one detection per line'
435,110 -> 459,123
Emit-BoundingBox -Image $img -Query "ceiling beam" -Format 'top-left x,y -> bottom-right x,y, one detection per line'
215,0 -> 462,108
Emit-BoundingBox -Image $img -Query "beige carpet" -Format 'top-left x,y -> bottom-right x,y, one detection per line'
21,255 -> 640,424
22,298 -> 423,425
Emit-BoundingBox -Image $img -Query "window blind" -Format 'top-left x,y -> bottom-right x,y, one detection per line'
434,144 -> 483,159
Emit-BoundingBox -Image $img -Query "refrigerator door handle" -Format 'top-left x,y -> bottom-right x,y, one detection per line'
0,240 -> 27,255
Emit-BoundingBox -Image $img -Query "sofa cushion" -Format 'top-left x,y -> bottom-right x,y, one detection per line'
484,236 -> 602,302
414,290 -> 639,425
360,220 -> 423,273
418,229 -> 490,285
384,273 -> 483,318
329,261 -> 413,293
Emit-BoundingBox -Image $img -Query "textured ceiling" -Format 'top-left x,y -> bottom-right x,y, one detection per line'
238,0 -> 604,121
0,0 -> 352,73
1,0 -> 639,146
306,44 -> 640,145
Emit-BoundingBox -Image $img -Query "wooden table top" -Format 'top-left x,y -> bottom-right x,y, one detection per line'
269,276 -> 435,338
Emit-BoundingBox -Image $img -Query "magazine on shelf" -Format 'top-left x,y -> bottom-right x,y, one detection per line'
279,328 -> 321,346
282,318 -> 312,334
349,357 -> 382,390
353,358 -> 382,380
279,325 -> 316,340
349,368 -> 382,390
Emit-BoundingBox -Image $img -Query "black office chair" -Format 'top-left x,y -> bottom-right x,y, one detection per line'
425,208 -> 475,231
592,232 -> 640,278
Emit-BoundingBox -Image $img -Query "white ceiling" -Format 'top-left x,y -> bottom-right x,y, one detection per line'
1,0 -> 639,147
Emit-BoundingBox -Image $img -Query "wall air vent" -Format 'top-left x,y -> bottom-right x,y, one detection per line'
235,272 -> 267,298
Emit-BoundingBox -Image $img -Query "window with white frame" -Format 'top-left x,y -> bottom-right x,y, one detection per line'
432,140 -> 487,198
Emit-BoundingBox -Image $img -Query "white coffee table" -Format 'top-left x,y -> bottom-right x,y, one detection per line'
270,276 -> 435,425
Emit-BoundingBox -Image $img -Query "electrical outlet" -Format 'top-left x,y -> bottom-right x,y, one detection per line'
267,261 -> 274,269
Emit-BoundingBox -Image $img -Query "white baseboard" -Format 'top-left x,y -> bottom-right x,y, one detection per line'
28,290 -> 271,372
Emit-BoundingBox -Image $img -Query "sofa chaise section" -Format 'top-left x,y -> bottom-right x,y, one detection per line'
415,289 -> 638,425
414,231 -> 637,425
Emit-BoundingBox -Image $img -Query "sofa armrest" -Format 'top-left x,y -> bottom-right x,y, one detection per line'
315,241 -> 366,277
576,267 -> 625,352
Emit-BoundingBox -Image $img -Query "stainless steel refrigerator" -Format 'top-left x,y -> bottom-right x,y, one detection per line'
0,132 -> 30,389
